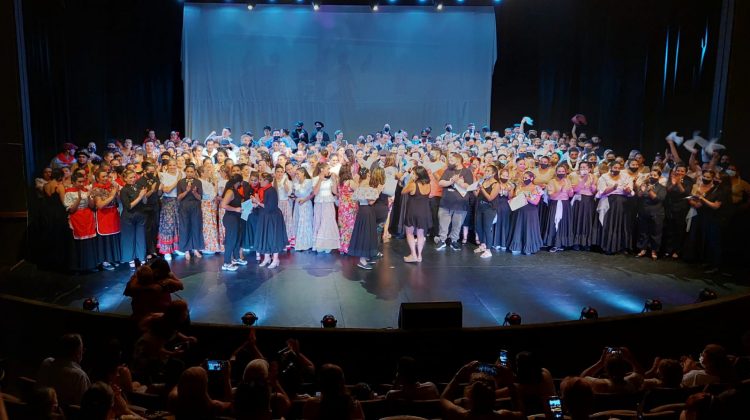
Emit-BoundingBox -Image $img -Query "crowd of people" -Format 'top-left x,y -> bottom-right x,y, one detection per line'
31,117 -> 749,274
2,304 -> 749,419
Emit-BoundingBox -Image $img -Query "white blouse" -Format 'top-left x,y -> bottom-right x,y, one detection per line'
313,177 -> 336,203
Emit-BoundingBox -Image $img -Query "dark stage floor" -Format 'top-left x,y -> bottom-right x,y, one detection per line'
2,242 -> 748,328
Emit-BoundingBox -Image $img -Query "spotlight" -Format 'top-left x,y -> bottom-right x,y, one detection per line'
321,314 -> 337,328
434,0 -> 443,11
247,2 -> 255,10
241,311 -> 258,326
83,297 -> 100,312
370,2 -> 379,11
642,299 -> 663,312
697,288 -> 718,302
503,312 -> 522,326
312,2 -> 320,11
579,306 -> 598,320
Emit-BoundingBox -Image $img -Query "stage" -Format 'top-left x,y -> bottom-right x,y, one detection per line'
2,242 -> 748,329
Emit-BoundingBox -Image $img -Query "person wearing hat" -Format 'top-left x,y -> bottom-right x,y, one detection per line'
71,150 -> 93,178
291,121 -> 309,145
312,121 -> 330,147
51,143 -> 78,169
461,123 -> 477,141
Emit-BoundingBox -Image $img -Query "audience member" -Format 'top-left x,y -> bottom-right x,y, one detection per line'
681,344 -> 734,387
37,334 -> 91,406
168,367 -> 231,420
440,361 -> 523,419
559,376 -> 594,420
580,347 -> 644,393
385,356 -> 439,401
302,363 -> 365,420
234,358 -> 291,420
131,300 -> 196,386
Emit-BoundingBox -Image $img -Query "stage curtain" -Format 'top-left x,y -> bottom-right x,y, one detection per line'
182,4 -> 496,140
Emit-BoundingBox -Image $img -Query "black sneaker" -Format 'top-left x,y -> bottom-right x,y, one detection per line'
450,242 -> 462,251
435,240 -> 447,251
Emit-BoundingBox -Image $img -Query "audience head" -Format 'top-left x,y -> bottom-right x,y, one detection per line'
55,333 -> 84,363
657,358 -> 683,388
395,356 -> 419,385
79,382 -> 114,420
515,351 -> 544,385
560,376 -> 594,419
464,372 -> 496,414
242,358 -> 270,383
28,386 -> 61,419
174,367 -> 212,417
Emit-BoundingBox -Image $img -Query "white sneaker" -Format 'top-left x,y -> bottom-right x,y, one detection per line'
163,253 -> 172,261
222,263 -> 238,271
232,258 -> 248,266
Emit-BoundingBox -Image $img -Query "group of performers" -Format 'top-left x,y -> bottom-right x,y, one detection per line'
32,119 -> 749,274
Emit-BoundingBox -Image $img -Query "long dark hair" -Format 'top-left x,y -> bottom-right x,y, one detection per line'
413,166 -> 430,185
318,364 -> 354,420
339,162 -> 353,185
224,173 -> 244,197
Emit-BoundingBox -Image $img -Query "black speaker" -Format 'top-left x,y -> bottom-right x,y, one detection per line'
398,301 -> 462,329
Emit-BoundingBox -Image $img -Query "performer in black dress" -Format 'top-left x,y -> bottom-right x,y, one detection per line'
662,163 -> 693,259
176,165 -> 204,260
349,168 -> 382,270
402,166 -> 433,262
220,174 -> 244,271
254,173 -> 288,269
120,170 -> 148,268
684,170 -> 726,273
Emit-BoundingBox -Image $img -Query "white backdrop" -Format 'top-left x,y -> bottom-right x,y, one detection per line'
183,4 -> 496,139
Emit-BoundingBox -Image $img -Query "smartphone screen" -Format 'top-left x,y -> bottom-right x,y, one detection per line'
499,349 -> 509,366
476,363 -> 497,377
207,360 -> 223,371
548,396 -> 563,419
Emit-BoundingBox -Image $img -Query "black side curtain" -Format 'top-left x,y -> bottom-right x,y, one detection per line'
22,0 -> 184,173
491,0 -> 721,159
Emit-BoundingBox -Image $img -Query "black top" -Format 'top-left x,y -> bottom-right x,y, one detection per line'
638,182 -> 667,212
665,176 -> 694,214
121,184 -> 146,214
135,174 -> 160,210
262,187 -> 279,211
177,178 -> 203,204
439,166 -> 474,211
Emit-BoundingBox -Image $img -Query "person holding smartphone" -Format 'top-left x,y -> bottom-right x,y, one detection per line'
440,360 -> 523,419
580,347 -> 644,394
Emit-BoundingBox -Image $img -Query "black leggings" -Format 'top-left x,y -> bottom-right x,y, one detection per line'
475,203 -> 496,247
223,213 -> 241,264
